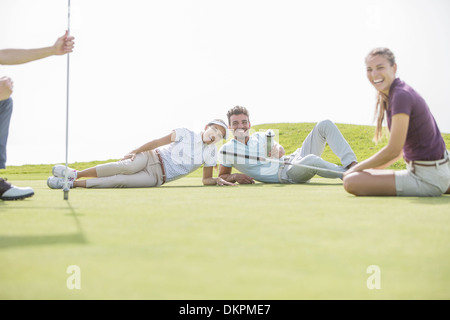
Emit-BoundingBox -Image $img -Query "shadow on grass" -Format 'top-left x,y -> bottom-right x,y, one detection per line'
343,194 -> 450,204
160,185 -> 217,189
160,183 -> 266,188
0,200 -> 88,250
406,194 -> 450,205
271,182 -> 343,187
159,181 -> 344,188
0,233 -> 86,249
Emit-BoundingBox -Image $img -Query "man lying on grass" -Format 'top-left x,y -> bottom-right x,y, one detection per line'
47,120 -> 235,189
218,106 -> 357,184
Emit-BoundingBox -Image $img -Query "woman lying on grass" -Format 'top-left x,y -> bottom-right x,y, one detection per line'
343,48 -> 449,196
47,119 -> 235,189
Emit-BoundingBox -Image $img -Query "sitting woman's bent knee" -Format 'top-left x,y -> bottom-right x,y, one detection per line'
342,173 -> 366,196
343,176 -> 356,195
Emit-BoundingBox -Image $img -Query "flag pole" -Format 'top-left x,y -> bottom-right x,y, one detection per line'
63,0 -> 71,200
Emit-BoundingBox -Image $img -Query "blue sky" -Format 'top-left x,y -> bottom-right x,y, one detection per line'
1,0 -> 449,165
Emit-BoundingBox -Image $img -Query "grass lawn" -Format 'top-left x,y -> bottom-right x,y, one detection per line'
1,177 -> 449,300
1,123 -> 449,300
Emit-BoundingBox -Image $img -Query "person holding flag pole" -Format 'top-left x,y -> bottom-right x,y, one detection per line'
0,32 -> 75,200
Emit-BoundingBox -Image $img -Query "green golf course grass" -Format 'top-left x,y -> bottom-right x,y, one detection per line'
1,123 -> 449,299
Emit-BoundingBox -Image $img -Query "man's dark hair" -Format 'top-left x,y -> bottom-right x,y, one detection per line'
226,106 -> 250,125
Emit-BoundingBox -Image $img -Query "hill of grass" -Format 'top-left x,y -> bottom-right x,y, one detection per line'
2,122 -> 450,180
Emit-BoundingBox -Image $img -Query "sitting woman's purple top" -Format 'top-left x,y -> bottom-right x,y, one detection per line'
387,78 -> 446,161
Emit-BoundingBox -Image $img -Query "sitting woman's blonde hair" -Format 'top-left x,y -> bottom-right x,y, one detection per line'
366,47 -> 396,143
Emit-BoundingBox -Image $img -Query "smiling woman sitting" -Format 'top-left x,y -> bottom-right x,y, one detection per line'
343,48 -> 450,196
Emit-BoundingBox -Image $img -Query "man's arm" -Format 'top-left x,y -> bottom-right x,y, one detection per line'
0,77 -> 13,101
0,31 -> 74,65
218,164 -> 255,184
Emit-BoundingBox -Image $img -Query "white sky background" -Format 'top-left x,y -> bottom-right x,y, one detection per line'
1,0 -> 449,166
